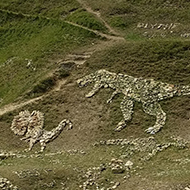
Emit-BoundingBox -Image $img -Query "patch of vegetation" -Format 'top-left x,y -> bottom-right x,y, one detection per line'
56,69 -> 70,79
82,0 -> 190,36
0,10 -> 100,106
85,40 -> 190,84
31,77 -> 56,94
1,1 -> 190,190
66,9 -> 108,32
0,0 -> 81,18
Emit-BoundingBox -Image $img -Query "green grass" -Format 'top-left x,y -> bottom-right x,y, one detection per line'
1,1 -> 190,190
0,10 -> 101,106
0,0 -> 81,18
84,40 -> 190,84
80,0 -> 190,37
66,8 -> 108,32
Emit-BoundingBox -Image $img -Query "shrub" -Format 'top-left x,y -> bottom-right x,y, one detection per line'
32,77 -> 56,94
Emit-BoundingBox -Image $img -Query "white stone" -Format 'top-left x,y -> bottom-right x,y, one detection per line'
125,161 -> 133,169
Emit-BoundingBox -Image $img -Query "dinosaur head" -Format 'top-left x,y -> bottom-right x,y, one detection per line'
77,72 -> 96,87
66,120 -> 73,130
77,69 -> 113,87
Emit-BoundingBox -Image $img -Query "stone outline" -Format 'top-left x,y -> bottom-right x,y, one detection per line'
77,69 -> 190,134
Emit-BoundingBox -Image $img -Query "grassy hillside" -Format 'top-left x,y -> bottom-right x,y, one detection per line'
82,0 -> 190,39
0,8 -> 102,106
0,0 -> 190,190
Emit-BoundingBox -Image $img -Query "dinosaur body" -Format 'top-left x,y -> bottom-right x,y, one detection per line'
11,111 -> 72,152
77,69 -> 190,134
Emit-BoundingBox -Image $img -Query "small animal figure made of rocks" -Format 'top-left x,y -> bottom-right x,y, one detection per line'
11,110 -> 72,152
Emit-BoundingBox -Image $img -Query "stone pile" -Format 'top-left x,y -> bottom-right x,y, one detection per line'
79,158 -> 135,190
78,69 -> 190,134
109,158 -> 133,174
0,177 -> 18,190
25,59 -> 36,71
79,162 -> 123,190
110,158 -> 125,174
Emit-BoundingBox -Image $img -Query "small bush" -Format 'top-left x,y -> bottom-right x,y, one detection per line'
32,77 -> 56,94
57,69 -> 70,79
66,9 -> 108,32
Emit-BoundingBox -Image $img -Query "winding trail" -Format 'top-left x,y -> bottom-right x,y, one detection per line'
0,97 -> 43,116
0,1 -> 125,116
65,21 -> 125,41
76,0 -> 119,35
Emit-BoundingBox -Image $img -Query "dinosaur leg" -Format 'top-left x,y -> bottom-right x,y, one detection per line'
114,96 -> 134,132
28,138 -> 37,151
85,82 -> 103,98
142,102 -> 166,134
39,140 -> 46,152
107,90 -> 120,103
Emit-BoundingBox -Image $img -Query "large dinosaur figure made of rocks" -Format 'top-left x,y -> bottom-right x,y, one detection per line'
11,110 -> 72,152
77,69 -> 190,134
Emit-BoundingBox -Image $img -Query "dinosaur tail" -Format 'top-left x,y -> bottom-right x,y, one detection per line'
57,119 -> 73,131
175,85 -> 190,96
44,119 -> 72,142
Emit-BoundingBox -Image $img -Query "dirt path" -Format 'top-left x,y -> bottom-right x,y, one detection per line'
76,0 -> 119,36
0,1 -> 125,116
65,21 -> 125,41
0,79 -> 68,116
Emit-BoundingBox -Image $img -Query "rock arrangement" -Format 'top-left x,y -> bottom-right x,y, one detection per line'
136,22 -> 182,38
0,57 -> 36,71
77,69 -> 190,134
11,110 -> 72,152
11,110 -> 44,136
0,151 -> 16,160
13,169 -> 40,179
79,158 -> 136,190
94,136 -> 187,161
0,57 -> 17,68
137,23 -> 179,30
136,22 -> 190,38
0,177 -> 18,190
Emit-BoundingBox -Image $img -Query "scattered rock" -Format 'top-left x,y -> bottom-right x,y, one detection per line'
94,136 -> 188,161
125,161 -> 133,169
112,182 -> 120,189
0,177 -> 18,190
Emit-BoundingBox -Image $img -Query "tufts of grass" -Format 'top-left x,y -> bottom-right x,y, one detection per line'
85,40 -> 190,84
80,0 -> 190,37
0,10 -> 101,106
66,9 -> 108,32
0,0 -> 81,19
